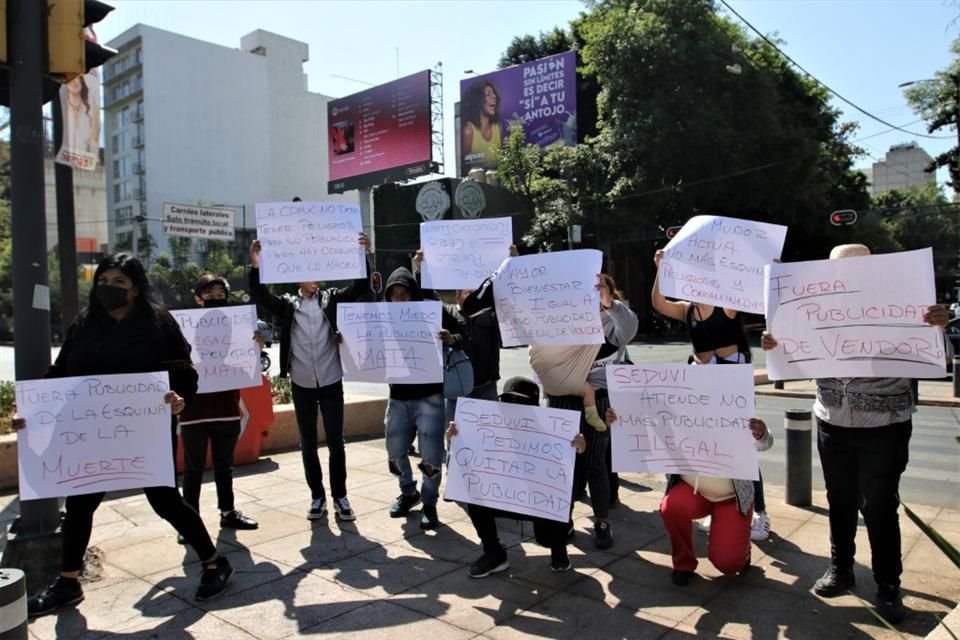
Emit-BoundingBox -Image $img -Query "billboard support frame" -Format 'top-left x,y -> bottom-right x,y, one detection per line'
430,64 -> 444,175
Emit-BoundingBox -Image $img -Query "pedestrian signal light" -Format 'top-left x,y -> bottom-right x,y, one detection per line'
830,210 -> 858,226
371,271 -> 382,294
665,226 -> 682,239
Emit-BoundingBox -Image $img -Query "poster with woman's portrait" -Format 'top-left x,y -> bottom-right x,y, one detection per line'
55,69 -> 102,171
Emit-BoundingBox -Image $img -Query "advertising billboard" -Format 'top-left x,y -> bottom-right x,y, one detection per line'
327,70 -> 434,194
459,51 -> 577,176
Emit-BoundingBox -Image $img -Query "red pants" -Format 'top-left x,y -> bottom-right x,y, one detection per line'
659,480 -> 752,574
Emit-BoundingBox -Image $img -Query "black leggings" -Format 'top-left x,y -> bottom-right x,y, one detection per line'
62,487 -> 217,572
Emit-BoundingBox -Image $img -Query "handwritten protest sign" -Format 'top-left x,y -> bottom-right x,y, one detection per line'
607,364 -> 758,480
170,305 -> 259,394
255,201 -> 366,284
15,372 -> 175,499
444,398 -> 578,523
493,249 -> 603,346
659,215 -> 787,314
420,217 -> 513,290
338,301 -> 443,383
764,248 -> 946,380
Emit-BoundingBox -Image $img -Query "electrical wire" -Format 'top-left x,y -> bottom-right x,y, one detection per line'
719,0 -> 953,141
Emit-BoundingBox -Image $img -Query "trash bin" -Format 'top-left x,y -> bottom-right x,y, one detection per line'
175,374 -> 275,472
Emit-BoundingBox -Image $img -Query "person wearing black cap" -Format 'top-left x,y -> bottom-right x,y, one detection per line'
446,376 -> 587,576
177,274 -> 259,535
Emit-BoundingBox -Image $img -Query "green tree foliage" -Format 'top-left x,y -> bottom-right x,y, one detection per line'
496,0 -> 878,262
904,39 -> 960,190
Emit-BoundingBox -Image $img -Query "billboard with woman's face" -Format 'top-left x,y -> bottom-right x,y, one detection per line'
459,51 -> 577,177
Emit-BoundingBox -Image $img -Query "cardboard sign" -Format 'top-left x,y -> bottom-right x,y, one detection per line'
169,305 -> 260,394
444,398 -> 578,523
660,215 -> 787,314
607,364 -> 759,480
255,201 -> 366,283
15,372 -> 176,499
493,249 -> 604,346
338,301 -> 444,383
420,217 -> 513,290
764,248 -> 946,380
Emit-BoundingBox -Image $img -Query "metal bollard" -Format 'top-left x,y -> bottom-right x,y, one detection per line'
954,356 -> 960,398
784,408 -> 812,507
0,569 -> 27,640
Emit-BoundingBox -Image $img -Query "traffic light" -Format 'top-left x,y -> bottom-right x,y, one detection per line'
665,226 -> 682,239
829,210 -> 858,226
47,0 -> 117,83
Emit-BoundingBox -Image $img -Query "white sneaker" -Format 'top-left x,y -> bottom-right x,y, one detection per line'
696,516 -> 711,533
751,511 -> 770,541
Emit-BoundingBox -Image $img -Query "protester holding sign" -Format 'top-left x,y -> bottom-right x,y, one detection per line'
761,243 -> 950,625
652,249 -> 771,542
177,275 -> 259,537
446,377 -> 587,576
382,266 -> 466,531
248,234 -> 371,522
14,254 -> 232,616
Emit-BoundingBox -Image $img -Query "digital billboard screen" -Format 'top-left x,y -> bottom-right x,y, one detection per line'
327,70 -> 434,194
459,51 -> 577,177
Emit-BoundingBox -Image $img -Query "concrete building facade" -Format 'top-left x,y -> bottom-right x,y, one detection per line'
869,141 -> 936,195
102,26 -> 354,261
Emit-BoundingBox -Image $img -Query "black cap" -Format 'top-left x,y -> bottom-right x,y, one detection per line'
193,274 -> 230,298
499,377 -> 540,406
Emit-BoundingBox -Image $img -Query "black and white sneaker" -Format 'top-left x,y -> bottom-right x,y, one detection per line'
594,521 -> 613,550
333,497 -> 356,522
195,556 -> 234,602
550,548 -> 572,573
307,498 -> 327,520
468,549 -> 509,578
27,577 -> 84,618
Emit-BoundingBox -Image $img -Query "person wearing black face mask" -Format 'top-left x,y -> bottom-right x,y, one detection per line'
14,254 -> 234,617
176,275 -> 259,537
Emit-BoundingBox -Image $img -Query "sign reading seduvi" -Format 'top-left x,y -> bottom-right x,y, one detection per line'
254,201 -> 366,284
15,372 -> 175,499
169,305 -> 260,394
444,398 -> 578,523
763,248 -> 946,380
493,249 -> 604,347
659,215 -> 787,314
162,202 -> 236,241
607,364 -> 758,480
420,217 -> 513,290
337,301 -> 443,384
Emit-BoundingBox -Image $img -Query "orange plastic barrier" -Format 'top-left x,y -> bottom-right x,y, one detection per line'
175,374 -> 275,472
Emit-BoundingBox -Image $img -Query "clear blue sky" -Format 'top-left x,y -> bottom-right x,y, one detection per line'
97,0 -> 960,194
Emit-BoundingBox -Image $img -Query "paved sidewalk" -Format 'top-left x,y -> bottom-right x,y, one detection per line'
755,373 -> 960,408
1,439 -> 958,640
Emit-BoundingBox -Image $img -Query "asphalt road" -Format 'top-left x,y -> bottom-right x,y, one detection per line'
3,342 -> 956,508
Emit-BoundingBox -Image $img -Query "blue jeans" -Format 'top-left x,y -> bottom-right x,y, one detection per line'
445,380 -> 499,424
385,394 -> 446,506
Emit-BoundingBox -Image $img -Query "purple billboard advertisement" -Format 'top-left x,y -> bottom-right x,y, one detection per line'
459,50 -> 577,176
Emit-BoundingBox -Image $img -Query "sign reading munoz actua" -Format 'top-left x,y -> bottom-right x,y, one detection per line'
15,372 -> 176,500
162,203 -> 236,241
444,398 -> 578,523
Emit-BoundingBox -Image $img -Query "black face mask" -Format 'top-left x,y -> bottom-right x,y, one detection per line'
202,298 -> 229,308
95,284 -> 131,311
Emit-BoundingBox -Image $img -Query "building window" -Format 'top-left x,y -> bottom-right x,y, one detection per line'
115,205 -> 133,226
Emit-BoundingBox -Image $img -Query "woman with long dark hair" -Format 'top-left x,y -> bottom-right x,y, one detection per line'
461,80 -> 503,169
13,254 -> 233,617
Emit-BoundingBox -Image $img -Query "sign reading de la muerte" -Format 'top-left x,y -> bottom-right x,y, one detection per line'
162,202 -> 235,241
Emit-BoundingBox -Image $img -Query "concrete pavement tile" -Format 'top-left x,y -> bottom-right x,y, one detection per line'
483,591 -> 682,640
348,476 -> 411,506
318,504 -> 422,545
141,548 -> 290,600
98,611 -> 258,639
104,533 -> 235,576
197,571 -> 375,640
390,516 -> 494,564
306,542 -> 462,599
25,578 -> 193,640
239,478 -> 313,508
927,515 -> 960,536
208,506 -> 314,549
507,544 -> 619,591
91,518 -> 183,554
383,570 -> 556,636
303,599 -> 475,639
904,537 -> 960,577
748,547 -> 835,593
247,526 -> 380,570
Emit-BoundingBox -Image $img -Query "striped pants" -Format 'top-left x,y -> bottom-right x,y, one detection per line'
547,390 -> 611,521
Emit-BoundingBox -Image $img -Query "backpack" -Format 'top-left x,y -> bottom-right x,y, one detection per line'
443,347 -> 474,399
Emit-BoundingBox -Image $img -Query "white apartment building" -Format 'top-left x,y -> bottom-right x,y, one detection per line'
102,26 -> 355,260
869,142 -> 936,196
